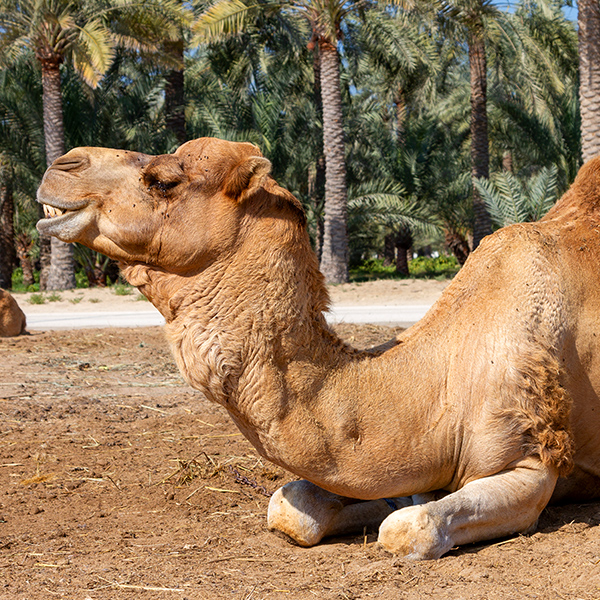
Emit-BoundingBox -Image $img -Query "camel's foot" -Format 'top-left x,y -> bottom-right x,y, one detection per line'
378,504 -> 451,559
268,480 -> 411,547
377,456 -> 558,560
267,480 -> 346,546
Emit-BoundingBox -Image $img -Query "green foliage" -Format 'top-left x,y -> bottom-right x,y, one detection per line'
75,270 -> 90,288
28,293 -> 45,304
0,0 -> 184,86
11,267 -> 39,292
0,0 -> 582,286
475,166 -> 559,228
409,255 -> 460,279
112,283 -> 134,296
350,259 -> 397,281
350,255 -> 459,281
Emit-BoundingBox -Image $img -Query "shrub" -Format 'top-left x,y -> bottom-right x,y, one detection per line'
28,293 -> 46,304
112,283 -> 134,296
350,255 -> 459,281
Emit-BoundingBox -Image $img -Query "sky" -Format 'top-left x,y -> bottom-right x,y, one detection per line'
563,1 -> 577,21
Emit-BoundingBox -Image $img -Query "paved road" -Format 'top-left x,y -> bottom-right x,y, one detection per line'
24,304 -> 432,331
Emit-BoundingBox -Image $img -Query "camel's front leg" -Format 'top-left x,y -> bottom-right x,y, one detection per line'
378,456 -> 559,559
267,480 -> 412,547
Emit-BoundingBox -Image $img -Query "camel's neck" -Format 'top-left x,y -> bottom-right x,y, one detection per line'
121,220 -> 452,499
121,217 -> 359,458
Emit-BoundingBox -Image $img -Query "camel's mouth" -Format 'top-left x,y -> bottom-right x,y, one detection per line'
38,202 -> 83,227
42,204 -> 69,219
36,197 -> 91,240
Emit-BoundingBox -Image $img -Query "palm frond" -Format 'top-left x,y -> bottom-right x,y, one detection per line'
476,166 -> 559,228
194,0 -> 270,43
72,18 -> 115,87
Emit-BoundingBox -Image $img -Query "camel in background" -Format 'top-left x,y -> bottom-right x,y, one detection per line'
0,289 -> 26,337
36,138 -> 599,559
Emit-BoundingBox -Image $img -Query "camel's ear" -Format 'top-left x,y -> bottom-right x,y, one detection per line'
225,156 -> 272,200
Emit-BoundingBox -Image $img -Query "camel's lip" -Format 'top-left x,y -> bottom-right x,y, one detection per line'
36,194 -> 89,217
35,196 -> 91,236
36,207 -> 80,233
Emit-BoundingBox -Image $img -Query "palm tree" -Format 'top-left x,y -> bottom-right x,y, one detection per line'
465,5 -> 492,248
0,0 -> 182,289
196,0 -> 373,283
437,0 -> 498,248
578,0 -> 600,162
577,0 -> 600,162
346,6 -> 440,266
0,164 -> 16,288
0,0 -> 111,289
352,7 -> 438,145
0,57 -> 46,289
487,0 -> 579,188
347,181 -> 437,272
433,0 -> 576,249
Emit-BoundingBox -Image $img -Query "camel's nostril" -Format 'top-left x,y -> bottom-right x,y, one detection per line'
51,154 -> 90,172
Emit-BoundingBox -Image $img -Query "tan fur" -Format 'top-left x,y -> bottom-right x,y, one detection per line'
36,138 -> 600,559
0,288 -> 26,337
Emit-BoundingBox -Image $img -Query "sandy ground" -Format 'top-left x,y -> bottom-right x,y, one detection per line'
1,279 -> 600,599
12,279 -> 451,316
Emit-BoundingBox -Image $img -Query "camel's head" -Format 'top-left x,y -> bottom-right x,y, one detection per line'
36,137 -> 301,273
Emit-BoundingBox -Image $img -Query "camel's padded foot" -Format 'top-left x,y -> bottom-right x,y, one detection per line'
378,457 -> 558,560
377,504 -> 451,560
268,480 -> 409,547
268,480 -> 344,546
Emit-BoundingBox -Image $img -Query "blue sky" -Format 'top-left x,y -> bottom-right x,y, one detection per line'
563,1 -> 577,21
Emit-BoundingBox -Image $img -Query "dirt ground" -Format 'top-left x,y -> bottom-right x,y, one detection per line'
1,320 -> 600,599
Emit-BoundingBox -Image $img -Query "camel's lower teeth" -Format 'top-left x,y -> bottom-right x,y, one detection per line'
43,204 -> 66,218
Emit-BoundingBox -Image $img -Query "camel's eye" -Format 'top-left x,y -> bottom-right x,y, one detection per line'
143,156 -> 185,194
147,177 -> 179,194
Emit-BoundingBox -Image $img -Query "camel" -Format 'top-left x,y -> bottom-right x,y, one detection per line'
36,137 -> 600,559
0,288 -> 26,337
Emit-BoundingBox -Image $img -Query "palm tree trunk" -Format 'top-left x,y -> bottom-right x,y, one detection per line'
445,228 -> 470,266
468,19 -> 492,249
383,232 -> 395,267
578,0 -> 600,162
164,39 -> 186,146
395,87 -> 406,146
318,40 -> 349,284
15,233 -> 35,287
40,61 -> 76,290
394,226 -> 413,276
0,170 -> 16,289
310,48 -> 326,262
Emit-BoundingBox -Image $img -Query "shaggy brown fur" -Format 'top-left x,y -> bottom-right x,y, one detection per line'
0,288 -> 26,337
36,138 -> 600,559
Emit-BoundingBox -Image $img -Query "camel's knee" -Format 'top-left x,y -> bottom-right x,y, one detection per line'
267,480 -> 345,547
378,505 -> 451,560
